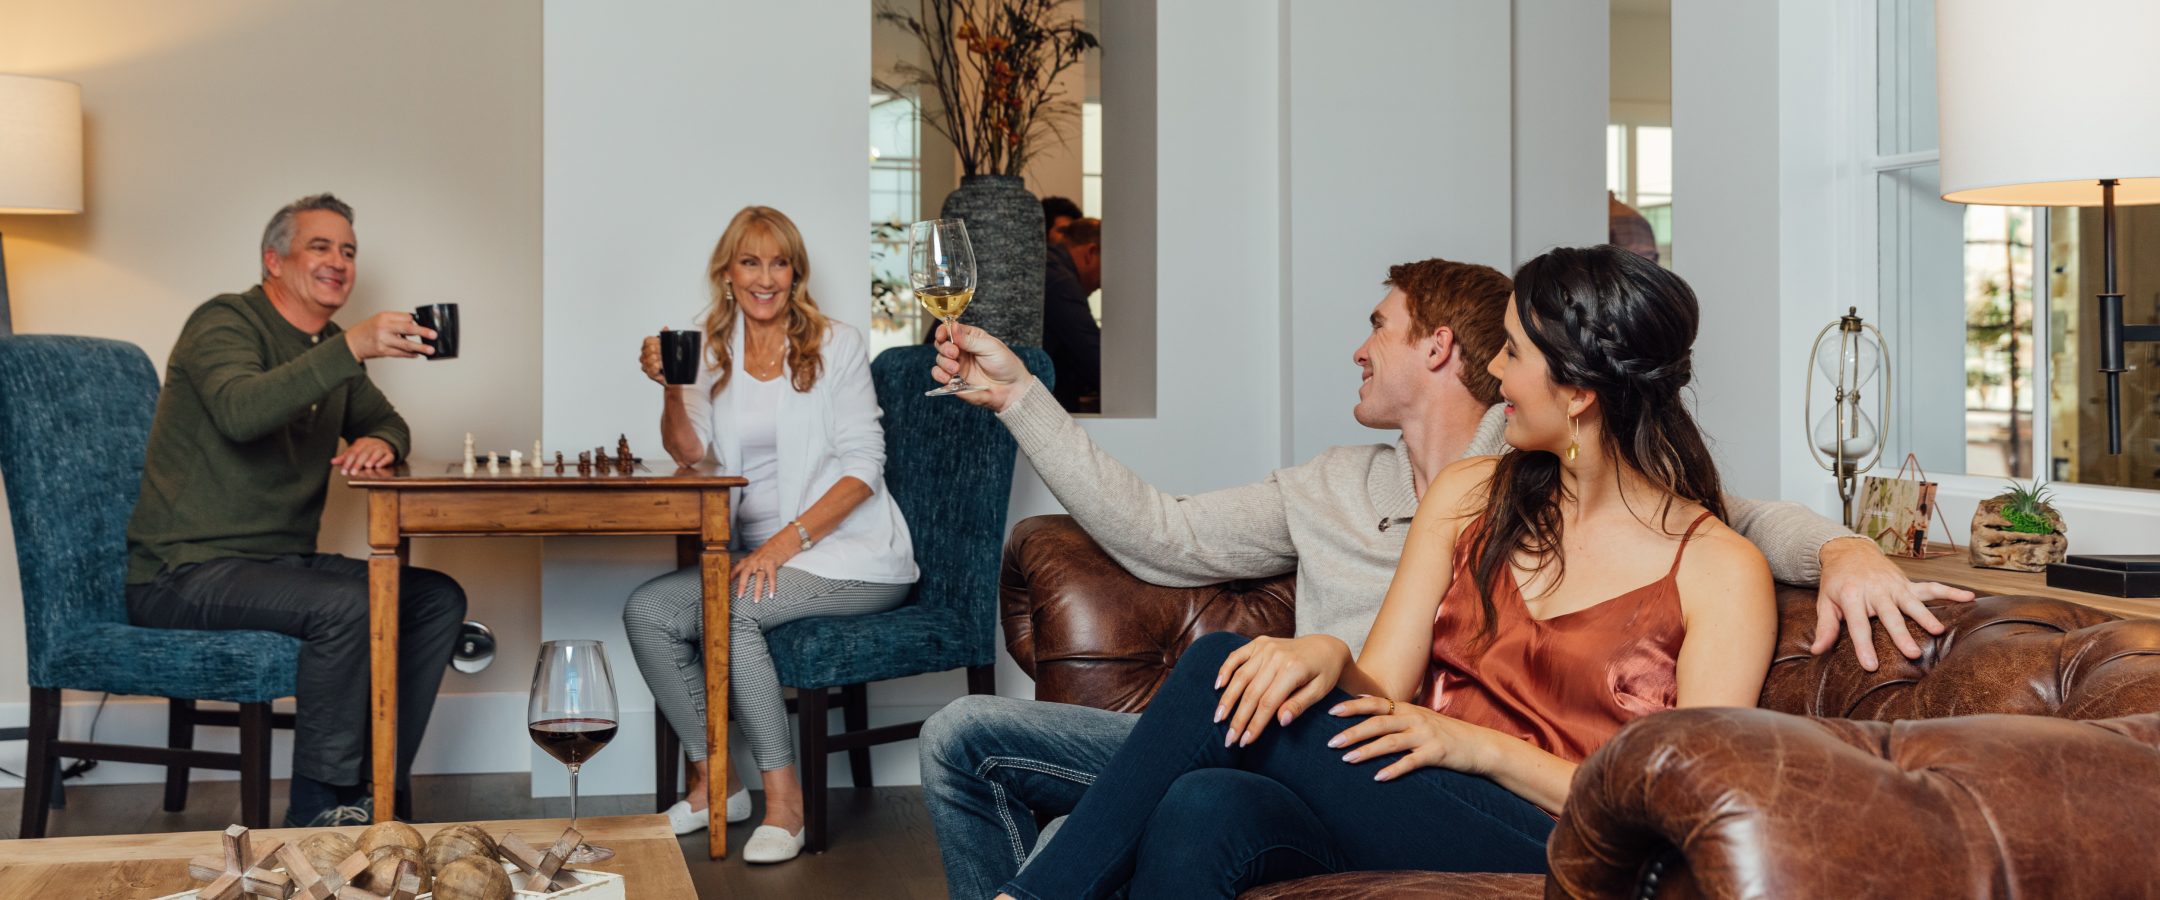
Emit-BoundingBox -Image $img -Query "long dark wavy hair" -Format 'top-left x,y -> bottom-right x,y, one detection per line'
1468,246 -> 1727,640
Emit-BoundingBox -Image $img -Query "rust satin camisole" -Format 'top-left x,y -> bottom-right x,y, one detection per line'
1421,511 -> 1715,765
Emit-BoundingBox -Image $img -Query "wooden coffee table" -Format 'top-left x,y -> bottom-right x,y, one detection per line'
348,463 -> 747,859
0,814 -> 694,898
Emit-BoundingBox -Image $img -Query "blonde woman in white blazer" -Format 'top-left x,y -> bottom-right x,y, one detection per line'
626,207 -> 917,862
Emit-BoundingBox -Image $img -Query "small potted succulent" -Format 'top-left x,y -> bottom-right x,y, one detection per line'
1970,477 -> 2067,572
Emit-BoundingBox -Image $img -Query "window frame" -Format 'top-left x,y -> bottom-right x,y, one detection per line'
1848,0 -> 2159,506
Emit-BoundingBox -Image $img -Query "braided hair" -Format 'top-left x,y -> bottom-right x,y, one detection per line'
1466,245 -> 1727,641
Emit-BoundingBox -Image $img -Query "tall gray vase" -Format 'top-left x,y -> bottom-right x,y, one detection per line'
940,174 -> 1045,347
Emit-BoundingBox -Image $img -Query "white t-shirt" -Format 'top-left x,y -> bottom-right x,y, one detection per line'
732,371 -> 788,549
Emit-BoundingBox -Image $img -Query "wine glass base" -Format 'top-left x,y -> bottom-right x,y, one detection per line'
926,380 -> 988,397
566,843 -> 615,864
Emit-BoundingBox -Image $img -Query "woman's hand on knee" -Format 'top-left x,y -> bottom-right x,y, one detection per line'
1326,697 -> 1491,781
1213,635 -> 1350,748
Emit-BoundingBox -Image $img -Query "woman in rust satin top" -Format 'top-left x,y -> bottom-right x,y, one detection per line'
1000,247 -> 1779,900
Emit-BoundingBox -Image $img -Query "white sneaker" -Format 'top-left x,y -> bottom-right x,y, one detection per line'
742,824 -> 806,864
665,801 -> 708,836
665,788 -> 752,835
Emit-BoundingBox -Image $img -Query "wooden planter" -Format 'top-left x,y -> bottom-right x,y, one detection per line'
1969,496 -> 2067,572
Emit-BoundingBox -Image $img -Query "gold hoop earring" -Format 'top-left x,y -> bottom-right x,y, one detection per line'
1566,416 -> 1580,462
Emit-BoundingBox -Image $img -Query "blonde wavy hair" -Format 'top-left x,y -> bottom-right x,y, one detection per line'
703,206 -> 828,393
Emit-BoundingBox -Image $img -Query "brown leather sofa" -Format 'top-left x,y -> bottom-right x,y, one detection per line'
999,515 -> 2160,899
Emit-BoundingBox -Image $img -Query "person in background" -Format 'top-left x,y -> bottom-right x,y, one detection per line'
1044,217 -> 1102,412
624,205 -> 917,864
125,193 -> 467,828
1608,190 -> 1660,263
1041,195 -> 1082,240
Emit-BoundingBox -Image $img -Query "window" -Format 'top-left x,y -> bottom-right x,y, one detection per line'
869,92 -> 923,357
1868,0 -> 2156,490
1607,120 -> 1673,266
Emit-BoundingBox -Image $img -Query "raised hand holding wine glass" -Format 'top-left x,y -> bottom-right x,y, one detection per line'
912,218 -> 985,396
529,639 -> 620,864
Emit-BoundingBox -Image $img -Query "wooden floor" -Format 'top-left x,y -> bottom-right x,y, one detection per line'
0,774 -> 950,899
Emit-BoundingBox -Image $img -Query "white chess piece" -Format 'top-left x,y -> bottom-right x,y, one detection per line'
510,450 -> 524,473
463,432 -> 477,475
534,440 -> 544,471
488,452 -> 499,474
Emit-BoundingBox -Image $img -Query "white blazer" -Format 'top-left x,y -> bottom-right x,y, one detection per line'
688,317 -> 918,585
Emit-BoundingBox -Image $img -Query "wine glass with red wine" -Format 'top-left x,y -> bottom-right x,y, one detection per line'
529,639 -> 620,864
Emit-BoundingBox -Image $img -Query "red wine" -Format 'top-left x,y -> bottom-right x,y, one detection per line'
530,717 -> 618,765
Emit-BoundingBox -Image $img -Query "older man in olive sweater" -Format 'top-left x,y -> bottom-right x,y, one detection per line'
125,194 -> 465,828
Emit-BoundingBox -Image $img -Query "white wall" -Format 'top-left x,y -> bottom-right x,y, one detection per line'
1673,0 -> 1785,500
0,0 -> 541,785
1282,1 -> 1515,463
1516,0 -> 1612,264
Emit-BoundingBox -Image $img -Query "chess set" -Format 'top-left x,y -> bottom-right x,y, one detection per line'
458,434 -> 648,477
155,822 -> 624,900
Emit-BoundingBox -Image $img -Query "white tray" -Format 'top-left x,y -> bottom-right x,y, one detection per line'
154,861 -> 625,900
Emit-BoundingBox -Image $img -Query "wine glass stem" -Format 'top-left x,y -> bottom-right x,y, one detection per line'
568,762 -> 581,829
945,316 -> 961,381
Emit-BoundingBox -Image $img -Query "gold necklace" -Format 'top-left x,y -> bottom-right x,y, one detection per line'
744,340 -> 785,379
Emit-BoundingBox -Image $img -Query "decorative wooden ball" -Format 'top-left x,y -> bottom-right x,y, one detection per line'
356,821 -> 426,857
297,831 -> 358,877
432,856 -> 514,900
424,826 -> 496,873
362,844 -> 431,894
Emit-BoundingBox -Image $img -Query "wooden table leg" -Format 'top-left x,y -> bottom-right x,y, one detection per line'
700,490 -> 731,860
368,492 -> 403,823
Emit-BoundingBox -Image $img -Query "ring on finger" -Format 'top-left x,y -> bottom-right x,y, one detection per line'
1386,699 -> 1396,716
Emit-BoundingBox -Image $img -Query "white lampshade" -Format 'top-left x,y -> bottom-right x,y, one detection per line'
0,74 -> 84,215
1937,0 -> 2160,207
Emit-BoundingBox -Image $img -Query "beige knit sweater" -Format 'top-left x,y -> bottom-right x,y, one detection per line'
998,380 -> 1848,653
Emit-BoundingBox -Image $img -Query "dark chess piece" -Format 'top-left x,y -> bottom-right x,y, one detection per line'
554,450 -> 566,471
577,451 -> 591,474
618,434 -> 633,466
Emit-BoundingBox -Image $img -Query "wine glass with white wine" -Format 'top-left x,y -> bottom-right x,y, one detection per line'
911,218 -> 984,396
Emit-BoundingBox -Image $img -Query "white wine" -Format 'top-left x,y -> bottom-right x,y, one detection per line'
917,285 -> 974,319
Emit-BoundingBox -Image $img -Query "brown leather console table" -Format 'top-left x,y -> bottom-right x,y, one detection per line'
347,463 -> 747,860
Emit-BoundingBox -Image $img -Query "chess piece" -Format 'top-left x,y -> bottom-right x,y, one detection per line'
487,452 -> 499,474
500,829 -> 582,893
187,825 -> 289,900
509,450 -> 523,473
618,434 -> 633,465
594,446 -> 609,473
533,440 -> 544,472
554,450 -> 565,471
577,451 -> 591,474
463,432 -> 476,476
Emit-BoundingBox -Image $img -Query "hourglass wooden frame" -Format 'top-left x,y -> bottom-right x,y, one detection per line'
1804,306 -> 1891,527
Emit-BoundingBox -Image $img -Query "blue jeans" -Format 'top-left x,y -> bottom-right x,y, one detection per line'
1003,632 -> 1555,900
920,694 -> 1139,900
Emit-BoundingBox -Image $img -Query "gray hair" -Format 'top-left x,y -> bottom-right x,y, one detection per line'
260,193 -> 355,278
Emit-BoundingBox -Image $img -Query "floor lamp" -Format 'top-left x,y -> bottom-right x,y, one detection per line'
0,74 -> 85,336
1936,0 -> 2160,455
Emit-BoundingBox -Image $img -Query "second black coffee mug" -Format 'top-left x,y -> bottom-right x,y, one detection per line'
660,329 -> 702,385
415,303 -> 460,360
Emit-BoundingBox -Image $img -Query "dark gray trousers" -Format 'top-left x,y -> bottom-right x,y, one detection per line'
126,554 -> 467,789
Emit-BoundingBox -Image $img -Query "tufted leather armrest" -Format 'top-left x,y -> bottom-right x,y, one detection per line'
1001,515 -> 1295,712
1759,592 -> 2160,720
1547,707 -> 2160,898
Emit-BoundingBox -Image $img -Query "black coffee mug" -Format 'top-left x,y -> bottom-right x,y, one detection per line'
414,303 -> 460,360
660,329 -> 702,385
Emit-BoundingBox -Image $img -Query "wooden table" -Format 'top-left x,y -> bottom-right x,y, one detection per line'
0,814 -> 693,898
348,462 -> 747,860
1891,542 -> 2159,621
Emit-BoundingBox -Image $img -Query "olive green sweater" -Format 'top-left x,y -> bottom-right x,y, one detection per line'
125,287 -> 409,583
